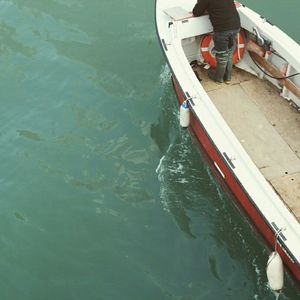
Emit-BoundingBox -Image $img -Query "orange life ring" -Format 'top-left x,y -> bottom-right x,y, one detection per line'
200,31 -> 246,68
234,1 -> 242,8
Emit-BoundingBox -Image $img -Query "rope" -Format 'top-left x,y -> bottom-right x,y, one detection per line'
274,227 -> 285,252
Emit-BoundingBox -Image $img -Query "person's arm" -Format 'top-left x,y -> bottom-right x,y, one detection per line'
192,0 -> 208,17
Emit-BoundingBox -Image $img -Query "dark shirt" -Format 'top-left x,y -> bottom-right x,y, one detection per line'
193,0 -> 240,32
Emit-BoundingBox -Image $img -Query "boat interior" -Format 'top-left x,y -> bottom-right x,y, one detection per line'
183,38 -> 300,223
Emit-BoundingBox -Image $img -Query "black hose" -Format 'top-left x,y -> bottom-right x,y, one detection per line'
270,50 -> 286,61
249,52 -> 299,80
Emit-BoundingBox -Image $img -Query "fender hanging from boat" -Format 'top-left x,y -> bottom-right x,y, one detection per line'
179,100 -> 190,127
266,251 -> 284,292
200,31 -> 246,68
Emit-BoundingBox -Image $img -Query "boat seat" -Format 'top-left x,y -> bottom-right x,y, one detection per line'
164,8 -> 213,40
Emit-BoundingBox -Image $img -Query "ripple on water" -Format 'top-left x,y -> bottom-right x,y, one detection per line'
14,212 -> 27,222
17,129 -> 43,141
159,63 -> 171,86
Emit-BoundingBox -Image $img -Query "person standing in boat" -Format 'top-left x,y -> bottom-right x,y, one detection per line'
192,0 -> 240,83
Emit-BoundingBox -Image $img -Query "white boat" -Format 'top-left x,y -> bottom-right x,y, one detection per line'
155,0 -> 300,283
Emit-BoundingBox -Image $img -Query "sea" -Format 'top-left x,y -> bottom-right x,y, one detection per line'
0,0 -> 299,299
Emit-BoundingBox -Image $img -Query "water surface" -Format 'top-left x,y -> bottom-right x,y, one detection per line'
0,0 -> 299,299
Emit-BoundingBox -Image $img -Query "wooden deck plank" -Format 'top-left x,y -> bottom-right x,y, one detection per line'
208,81 -> 300,180
270,172 -> 300,220
240,79 -> 300,158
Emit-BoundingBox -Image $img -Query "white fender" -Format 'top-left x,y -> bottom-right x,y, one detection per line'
266,252 -> 284,291
180,101 -> 190,127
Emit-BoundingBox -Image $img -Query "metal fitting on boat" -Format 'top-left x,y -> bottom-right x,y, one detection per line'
253,27 -> 265,47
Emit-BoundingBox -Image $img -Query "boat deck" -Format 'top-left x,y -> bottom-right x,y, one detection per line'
194,65 -> 300,221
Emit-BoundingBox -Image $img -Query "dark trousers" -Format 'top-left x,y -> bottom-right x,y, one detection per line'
213,29 -> 240,52
208,28 -> 240,82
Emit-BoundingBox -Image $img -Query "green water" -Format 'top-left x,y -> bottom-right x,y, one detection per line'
0,0 -> 299,299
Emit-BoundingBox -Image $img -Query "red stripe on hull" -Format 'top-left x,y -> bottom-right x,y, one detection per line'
172,77 -> 300,282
